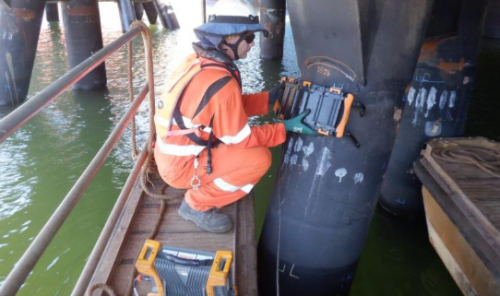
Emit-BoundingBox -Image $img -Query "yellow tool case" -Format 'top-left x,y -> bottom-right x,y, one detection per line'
135,239 -> 237,296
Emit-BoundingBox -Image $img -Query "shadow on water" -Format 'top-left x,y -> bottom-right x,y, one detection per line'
350,206 -> 462,296
0,86 -> 127,295
464,38 -> 500,141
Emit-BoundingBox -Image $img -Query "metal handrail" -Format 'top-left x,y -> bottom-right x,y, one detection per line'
0,22 -> 152,296
0,26 -> 142,144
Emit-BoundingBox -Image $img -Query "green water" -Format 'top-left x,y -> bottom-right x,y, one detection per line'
1,3 -> 499,296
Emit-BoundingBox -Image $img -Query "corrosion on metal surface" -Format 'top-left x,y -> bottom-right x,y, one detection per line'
419,37 -> 466,73
12,8 -> 35,21
66,5 -> 99,17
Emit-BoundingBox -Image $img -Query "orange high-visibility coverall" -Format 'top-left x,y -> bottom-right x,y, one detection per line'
154,53 -> 286,211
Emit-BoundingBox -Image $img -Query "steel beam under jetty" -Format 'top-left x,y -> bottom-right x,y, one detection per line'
258,0 -> 435,295
259,0 -> 286,60
154,0 -> 179,30
117,0 -> 137,32
142,1 -> 158,25
134,1 -> 144,20
45,3 -> 59,22
0,0 -> 45,107
61,0 -> 107,90
380,0 -> 488,219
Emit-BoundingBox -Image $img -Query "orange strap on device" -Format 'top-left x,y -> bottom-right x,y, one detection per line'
329,87 -> 354,138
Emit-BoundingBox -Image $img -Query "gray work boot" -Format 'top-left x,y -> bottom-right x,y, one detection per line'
178,200 -> 232,233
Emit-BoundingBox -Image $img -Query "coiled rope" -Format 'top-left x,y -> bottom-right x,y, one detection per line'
432,145 -> 500,179
86,20 -> 180,296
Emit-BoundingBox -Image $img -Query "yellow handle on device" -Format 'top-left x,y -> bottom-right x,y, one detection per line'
206,251 -> 237,296
135,239 -> 164,296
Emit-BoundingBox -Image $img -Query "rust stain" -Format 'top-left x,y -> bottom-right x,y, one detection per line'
418,37 -> 465,73
393,108 -> 402,122
12,8 -> 36,21
276,21 -> 284,34
437,57 -> 465,73
418,39 -> 440,62
67,5 -> 98,17
263,22 -> 272,37
404,83 -> 411,95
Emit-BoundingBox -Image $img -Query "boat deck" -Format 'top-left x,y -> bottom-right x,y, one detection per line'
414,137 -> 500,296
87,173 -> 257,296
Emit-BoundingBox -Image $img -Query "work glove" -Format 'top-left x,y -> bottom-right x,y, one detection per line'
268,81 -> 285,106
283,110 -> 318,136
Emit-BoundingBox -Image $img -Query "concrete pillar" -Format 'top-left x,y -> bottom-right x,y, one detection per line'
117,0 -> 136,32
134,1 -> 143,20
61,0 -> 107,90
259,0 -> 286,60
258,0 -> 436,295
45,3 -> 59,22
154,0 -> 179,29
0,0 -> 46,106
142,1 -> 158,25
379,0 -> 489,219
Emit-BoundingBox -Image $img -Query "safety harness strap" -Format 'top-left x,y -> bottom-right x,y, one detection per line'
171,63 -> 237,174
201,63 -> 241,88
193,76 -> 233,118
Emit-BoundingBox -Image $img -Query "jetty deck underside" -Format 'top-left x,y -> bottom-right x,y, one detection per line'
88,174 -> 257,296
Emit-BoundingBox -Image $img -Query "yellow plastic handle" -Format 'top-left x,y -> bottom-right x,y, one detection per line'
135,239 -> 163,296
206,251 -> 234,296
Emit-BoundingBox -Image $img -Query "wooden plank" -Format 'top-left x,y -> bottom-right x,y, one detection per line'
423,186 -> 500,296
88,180 -> 144,289
414,156 -> 500,296
421,138 -> 500,254
416,159 -> 500,276
86,172 -> 257,296
235,194 -> 258,296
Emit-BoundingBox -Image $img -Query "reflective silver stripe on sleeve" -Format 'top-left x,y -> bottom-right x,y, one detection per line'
219,124 -> 251,144
171,116 -> 212,132
156,135 -> 205,156
214,178 -> 254,193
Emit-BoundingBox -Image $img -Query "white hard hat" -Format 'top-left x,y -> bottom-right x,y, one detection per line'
194,0 -> 269,46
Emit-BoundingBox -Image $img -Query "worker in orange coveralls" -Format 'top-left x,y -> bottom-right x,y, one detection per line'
154,0 -> 317,233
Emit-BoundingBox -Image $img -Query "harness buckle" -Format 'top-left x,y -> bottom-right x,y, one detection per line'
191,157 -> 201,190
190,175 -> 201,190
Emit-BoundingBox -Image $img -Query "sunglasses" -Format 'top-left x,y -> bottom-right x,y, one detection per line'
243,34 -> 256,43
